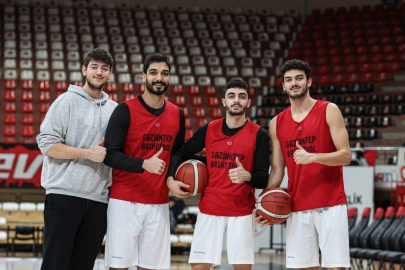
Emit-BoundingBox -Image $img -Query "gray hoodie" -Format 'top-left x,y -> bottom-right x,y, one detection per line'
37,85 -> 117,203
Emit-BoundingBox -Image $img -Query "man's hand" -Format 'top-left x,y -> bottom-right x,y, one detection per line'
167,177 -> 191,198
142,148 -> 166,174
293,142 -> 313,165
253,209 -> 271,226
86,137 -> 107,162
229,157 -> 251,184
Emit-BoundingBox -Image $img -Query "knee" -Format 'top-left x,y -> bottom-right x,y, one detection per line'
191,263 -> 212,270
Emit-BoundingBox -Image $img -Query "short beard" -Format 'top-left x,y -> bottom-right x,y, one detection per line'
146,80 -> 169,96
286,84 -> 309,99
86,78 -> 106,90
226,104 -> 247,116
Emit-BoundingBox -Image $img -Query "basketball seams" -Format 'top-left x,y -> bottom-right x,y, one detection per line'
256,188 -> 292,223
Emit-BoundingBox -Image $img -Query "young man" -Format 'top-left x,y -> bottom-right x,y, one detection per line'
254,59 -> 352,269
168,79 -> 270,270
103,53 -> 185,270
37,48 -> 116,270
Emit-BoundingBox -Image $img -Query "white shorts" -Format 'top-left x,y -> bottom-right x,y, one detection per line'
286,204 -> 350,268
189,212 -> 255,266
105,198 -> 170,269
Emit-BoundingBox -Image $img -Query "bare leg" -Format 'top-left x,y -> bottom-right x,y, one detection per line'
191,263 -> 212,270
109,268 -> 129,270
233,264 -> 252,270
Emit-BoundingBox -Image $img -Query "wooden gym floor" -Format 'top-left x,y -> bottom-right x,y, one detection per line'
0,252 -> 287,270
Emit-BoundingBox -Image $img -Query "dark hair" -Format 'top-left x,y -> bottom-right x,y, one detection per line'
223,78 -> 249,98
143,53 -> 171,73
84,48 -> 113,69
280,59 -> 311,81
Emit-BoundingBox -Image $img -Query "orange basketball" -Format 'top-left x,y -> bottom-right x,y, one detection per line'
256,188 -> 292,224
175,159 -> 208,196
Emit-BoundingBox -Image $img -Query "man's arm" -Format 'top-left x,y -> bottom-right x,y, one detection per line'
167,124 -> 208,198
293,103 -> 352,166
103,103 -> 165,174
36,95 -> 106,162
267,116 -> 285,188
231,128 -> 270,189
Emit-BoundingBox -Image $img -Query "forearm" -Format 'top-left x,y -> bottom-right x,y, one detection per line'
46,143 -> 89,160
309,149 -> 351,166
104,150 -> 145,173
266,167 -> 284,188
247,170 -> 268,189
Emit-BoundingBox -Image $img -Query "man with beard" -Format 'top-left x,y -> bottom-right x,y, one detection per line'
37,48 -> 117,270
103,53 -> 185,270
167,79 -> 269,270
254,59 -> 351,270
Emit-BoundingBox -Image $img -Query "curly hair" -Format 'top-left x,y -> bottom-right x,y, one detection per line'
280,59 -> 311,81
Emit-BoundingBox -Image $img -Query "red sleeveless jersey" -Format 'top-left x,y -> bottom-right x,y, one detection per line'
201,118 -> 261,216
276,100 -> 347,212
110,97 -> 180,204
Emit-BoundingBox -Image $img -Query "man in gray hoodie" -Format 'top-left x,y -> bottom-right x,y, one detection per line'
37,48 -> 117,270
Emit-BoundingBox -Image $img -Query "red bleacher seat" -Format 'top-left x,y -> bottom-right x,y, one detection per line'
22,103 -> 34,113
38,91 -> 51,102
195,119 -> 208,129
375,63 -> 387,72
4,90 -> 16,101
187,86 -> 200,95
137,84 -> 146,94
121,83 -> 134,93
170,85 -> 183,95
333,74 -> 346,84
209,108 -> 222,118
3,114 -> 16,124
348,73 -> 360,84
249,87 -> 255,97
54,81 -> 66,92
203,86 -> 216,96
3,137 -> 17,143
206,97 -> 219,107
3,126 -> 16,136
173,96 -> 185,106
376,72 -> 389,82
72,82 -> 84,87
4,102 -> 16,113
360,63 -> 372,73
185,129 -> 194,141
21,114 -> 34,125
39,103 -> 50,114
21,91 -> 33,102
21,80 -> 33,91
108,94 -> 118,102
21,126 -> 34,137
361,73 -> 374,83
389,62 -> 401,72
318,75 -> 330,85
192,108 -> 206,118
190,96 -> 202,106
185,118 -> 191,129
123,94 -> 135,101
182,107 -> 189,117
5,80 -> 17,90
105,82 -> 117,93
39,81 -> 51,91
21,138 -> 36,144
332,65 -> 343,74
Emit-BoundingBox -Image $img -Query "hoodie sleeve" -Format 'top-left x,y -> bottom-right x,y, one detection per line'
36,95 -> 69,156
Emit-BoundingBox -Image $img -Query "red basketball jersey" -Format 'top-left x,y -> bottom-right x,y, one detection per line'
276,100 -> 347,212
202,118 -> 260,216
110,97 -> 180,204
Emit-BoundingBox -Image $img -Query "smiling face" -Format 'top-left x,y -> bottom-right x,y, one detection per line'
82,60 -> 112,90
282,69 -> 312,100
142,62 -> 170,96
222,88 -> 251,116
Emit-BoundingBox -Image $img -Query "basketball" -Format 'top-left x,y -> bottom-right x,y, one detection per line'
175,159 -> 208,196
256,188 -> 293,224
